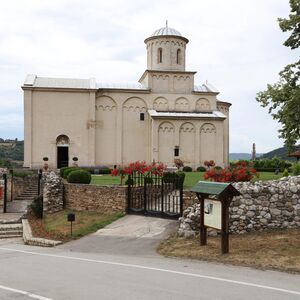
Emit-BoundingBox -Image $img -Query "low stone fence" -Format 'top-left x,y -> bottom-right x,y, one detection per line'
179,176 -> 300,237
64,184 -> 127,213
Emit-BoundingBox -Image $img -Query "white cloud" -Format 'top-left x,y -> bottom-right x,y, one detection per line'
0,0 -> 296,152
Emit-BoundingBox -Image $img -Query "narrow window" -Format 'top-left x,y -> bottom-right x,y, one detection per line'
140,112 -> 145,121
174,146 -> 179,157
158,48 -> 163,63
176,49 -> 181,64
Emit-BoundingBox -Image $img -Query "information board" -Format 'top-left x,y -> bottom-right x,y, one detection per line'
204,198 -> 221,230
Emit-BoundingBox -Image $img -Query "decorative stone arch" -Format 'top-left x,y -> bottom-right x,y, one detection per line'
196,98 -> 211,111
158,121 -> 175,133
179,122 -> 195,164
179,122 -> 195,133
56,134 -> 70,169
200,123 -> 217,164
123,96 -> 147,112
96,95 -> 117,111
175,97 -> 189,112
153,97 -> 169,111
158,121 -> 175,164
200,123 -> 216,133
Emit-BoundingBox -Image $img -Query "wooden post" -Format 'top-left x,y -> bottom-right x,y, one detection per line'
221,197 -> 230,254
197,193 -> 207,246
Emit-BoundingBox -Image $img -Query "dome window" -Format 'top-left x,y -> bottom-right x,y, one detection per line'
158,48 -> 163,63
176,49 -> 181,64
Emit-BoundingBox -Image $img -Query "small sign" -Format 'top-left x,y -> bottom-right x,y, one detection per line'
67,213 -> 75,222
204,199 -> 221,230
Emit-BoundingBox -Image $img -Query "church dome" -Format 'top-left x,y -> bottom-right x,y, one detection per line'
151,26 -> 182,37
145,25 -> 189,43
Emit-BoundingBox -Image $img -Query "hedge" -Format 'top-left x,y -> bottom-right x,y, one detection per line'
67,170 -> 91,184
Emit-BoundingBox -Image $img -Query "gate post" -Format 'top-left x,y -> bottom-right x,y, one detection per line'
38,169 -> 42,196
179,177 -> 183,216
3,173 -> 7,213
127,174 -> 131,214
143,175 -> 147,214
161,177 -> 164,213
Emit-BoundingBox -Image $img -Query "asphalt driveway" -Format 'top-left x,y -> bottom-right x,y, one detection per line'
59,215 -> 178,256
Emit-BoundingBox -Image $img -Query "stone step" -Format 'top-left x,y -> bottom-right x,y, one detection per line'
0,223 -> 23,239
0,224 -> 23,231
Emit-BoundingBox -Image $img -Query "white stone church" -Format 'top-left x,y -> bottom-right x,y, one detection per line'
23,25 -> 231,169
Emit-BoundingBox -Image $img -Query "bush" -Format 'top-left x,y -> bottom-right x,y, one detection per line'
215,166 -> 223,170
282,168 -> 289,177
60,166 -> 69,177
162,172 -> 185,188
293,163 -> 300,176
30,195 -> 43,218
67,169 -> 91,184
13,170 -> 33,178
182,166 -> 193,172
197,166 -> 206,172
63,167 -> 83,179
174,159 -> 184,169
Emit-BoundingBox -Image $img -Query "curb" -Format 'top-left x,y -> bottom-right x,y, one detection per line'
22,219 -> 62,247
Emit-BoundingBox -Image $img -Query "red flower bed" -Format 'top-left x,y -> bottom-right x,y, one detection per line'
204,161 -> 259,182
111,161 -> 166,178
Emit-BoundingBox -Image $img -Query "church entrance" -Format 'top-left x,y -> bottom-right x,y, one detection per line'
56,134 -> 70,169
57,146 -> 69,168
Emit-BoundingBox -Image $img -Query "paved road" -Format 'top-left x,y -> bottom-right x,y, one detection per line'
0,216 -> 299,300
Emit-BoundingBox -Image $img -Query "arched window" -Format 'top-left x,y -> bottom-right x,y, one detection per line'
158,48 -> 163,63
176,49 -> 181,64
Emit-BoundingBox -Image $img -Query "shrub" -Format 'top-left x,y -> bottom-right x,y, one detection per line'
293,163 -> 300,176
282,168 -> 289,177
60,166 -> 69,177
30,195 -> 43,218
182,166 -> 193,172
197,166 -> 206,172
63,167 -> 83,179
67,170 -> 91,184
215,166 -> 223,170
204,160 -> 215,168
162,172 -> 185,188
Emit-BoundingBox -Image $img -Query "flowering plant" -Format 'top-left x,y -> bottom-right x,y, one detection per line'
204,161 -> 259,182
111,161 -> 166,184
204,160 -> 215,169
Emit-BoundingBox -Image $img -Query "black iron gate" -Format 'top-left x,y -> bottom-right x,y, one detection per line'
127,173 -> 183,219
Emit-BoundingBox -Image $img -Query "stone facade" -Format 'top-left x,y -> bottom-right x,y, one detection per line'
64,183 -> 127,213
23,25 -> 230,170
43,171 -> 64,214
179,176 -> 300,237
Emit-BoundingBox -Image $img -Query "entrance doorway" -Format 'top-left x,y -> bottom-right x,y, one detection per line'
57,146 -> 69,168
56,134 -> 70,169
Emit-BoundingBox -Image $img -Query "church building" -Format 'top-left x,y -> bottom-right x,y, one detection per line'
23,25 -> 231,169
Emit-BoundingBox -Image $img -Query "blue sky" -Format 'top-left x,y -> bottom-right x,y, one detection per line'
0,0 -> 298,153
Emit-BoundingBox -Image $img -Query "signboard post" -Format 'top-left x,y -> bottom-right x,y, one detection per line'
191,181 -> 240,254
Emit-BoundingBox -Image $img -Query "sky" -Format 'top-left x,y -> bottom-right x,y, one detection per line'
0,0 -> 298,153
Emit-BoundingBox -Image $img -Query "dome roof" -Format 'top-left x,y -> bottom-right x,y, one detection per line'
145,26 -> 189,43
151,26 -> 182,37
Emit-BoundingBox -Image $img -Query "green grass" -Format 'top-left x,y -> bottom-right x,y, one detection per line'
91,172 -> 285,189
45,210 -> 124,239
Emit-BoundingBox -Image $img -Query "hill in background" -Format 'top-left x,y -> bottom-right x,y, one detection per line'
229,153 -> 263,161
260,145 -> 298,161
0,139 -> 24,167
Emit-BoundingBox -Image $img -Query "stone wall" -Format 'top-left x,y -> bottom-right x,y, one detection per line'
43,171 -> 64,214
179,176 -> 300,237
64,183 -> 127,213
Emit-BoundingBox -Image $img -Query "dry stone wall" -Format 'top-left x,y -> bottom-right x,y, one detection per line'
179,176 -> 300,237
43,171 -> 64,214
64,183 -> 127,213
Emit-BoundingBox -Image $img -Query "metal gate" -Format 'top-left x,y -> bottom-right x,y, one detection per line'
127,173 -> 183,219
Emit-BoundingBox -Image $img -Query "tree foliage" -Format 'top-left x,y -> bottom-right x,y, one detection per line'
256,0 -> 300,150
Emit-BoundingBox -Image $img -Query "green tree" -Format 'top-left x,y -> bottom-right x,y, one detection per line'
256,0 -> 300,150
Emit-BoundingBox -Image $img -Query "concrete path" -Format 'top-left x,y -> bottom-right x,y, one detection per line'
60,215 -> 177,257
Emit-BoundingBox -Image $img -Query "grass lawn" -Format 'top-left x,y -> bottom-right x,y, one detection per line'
158,229 -> 300,273
91,172 -> 284,189
29,210 -> 124,242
